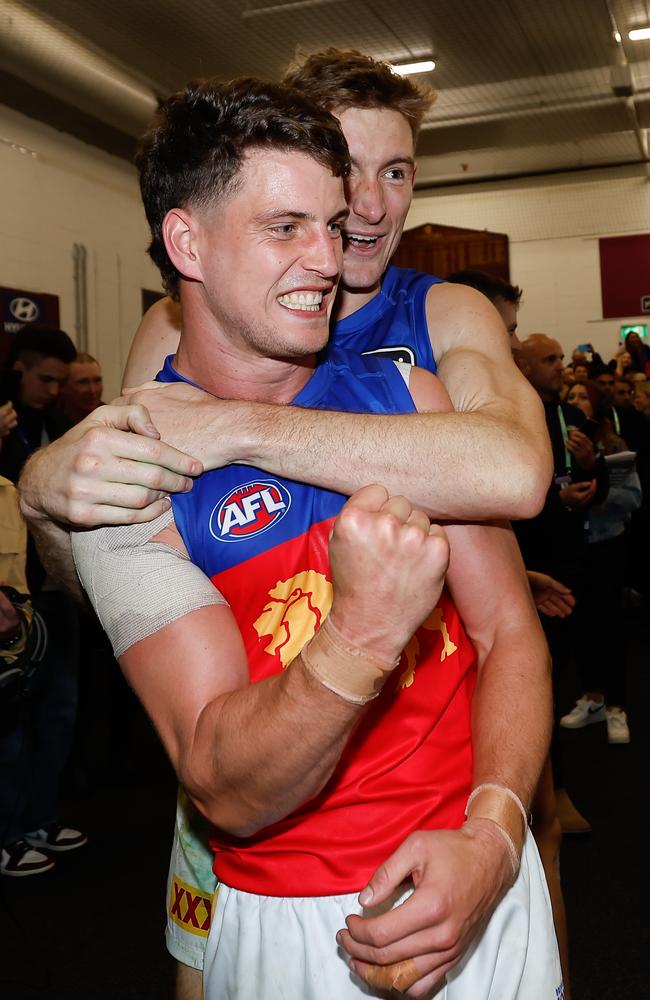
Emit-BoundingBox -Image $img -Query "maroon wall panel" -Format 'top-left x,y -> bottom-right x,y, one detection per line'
599,234 -> 650,318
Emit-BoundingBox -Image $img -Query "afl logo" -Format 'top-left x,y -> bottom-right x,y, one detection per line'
210,479 -> 291,542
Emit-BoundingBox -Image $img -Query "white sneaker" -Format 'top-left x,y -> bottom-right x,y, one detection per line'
560,697 -> 606,729
606,707 -> 630,744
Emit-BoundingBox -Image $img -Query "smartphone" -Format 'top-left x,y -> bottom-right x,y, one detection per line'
0,368 -> 21,405
579,418 -> 599,441
576,343 -> 593,363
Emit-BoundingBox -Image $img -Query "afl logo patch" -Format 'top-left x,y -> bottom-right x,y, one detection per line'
210,479 -> 291,542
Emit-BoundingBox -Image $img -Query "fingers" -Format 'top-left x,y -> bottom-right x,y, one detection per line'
73,458 -> 195,501
354,957 -> 422,994
344,484 -> 390,512
380,495 -> 412,522
352,954 -> 457,997
75,427 -> 202,479
76,497 -> 173,526
358,838 -> 416,908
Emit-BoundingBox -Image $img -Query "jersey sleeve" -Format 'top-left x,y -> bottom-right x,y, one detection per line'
71,508 -> 228,658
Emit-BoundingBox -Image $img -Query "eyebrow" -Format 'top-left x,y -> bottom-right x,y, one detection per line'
253,207 -> 349,223
350,156 -> 416,171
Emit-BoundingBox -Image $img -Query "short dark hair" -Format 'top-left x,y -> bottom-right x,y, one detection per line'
6,327 -> 76,368
72,352 -> 99,366
136,77 -> 350,299
446,270 -> 522,306
283,48 -> 435,139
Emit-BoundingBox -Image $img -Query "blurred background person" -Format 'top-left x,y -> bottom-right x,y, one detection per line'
60,352 -> 104,426
560,381 -> 641,743
0,327 -> 85,873
623,331 -> 650,378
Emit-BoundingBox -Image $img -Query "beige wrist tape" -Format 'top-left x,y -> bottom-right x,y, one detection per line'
465,784 -> 528,876
300,615 -> 399,704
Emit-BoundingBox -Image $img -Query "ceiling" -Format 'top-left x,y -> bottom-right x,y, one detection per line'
1,0 -> 650,187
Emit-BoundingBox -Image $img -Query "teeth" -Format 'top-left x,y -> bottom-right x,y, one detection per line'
278,291 -> 323,311
347,234 -> 378,245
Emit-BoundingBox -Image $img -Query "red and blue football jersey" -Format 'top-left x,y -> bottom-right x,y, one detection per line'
160,351 -> 476,896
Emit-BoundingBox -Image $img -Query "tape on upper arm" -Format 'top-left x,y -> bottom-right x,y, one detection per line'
71,508 -> 228,658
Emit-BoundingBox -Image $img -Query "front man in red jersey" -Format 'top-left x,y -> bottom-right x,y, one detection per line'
55,79 -> 561,1000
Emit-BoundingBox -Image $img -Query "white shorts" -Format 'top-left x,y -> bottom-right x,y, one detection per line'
165,788 -> 219,970
203,832 -> 563,1000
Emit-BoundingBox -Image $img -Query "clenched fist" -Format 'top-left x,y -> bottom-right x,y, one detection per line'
328,484 -> 450,664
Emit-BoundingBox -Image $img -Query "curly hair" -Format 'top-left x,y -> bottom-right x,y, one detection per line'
136,77 -> 350,299
283,48 -> 435,139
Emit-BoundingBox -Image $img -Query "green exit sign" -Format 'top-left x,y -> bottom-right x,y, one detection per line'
621,323 -> 648,341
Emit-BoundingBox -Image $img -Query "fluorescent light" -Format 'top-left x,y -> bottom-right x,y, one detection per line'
629,27 -> 650,40
392,60 -> 435,76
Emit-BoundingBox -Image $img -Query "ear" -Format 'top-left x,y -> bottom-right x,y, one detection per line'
12,360 -> 25,374
162,209 -> 203,284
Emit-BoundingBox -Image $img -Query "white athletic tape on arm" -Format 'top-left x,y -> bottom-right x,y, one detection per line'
71,508 -> 227,658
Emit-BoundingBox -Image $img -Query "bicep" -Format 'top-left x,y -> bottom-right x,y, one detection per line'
427,283 -> 541,418
120,602 -> 249,773
444,520 -> 540,657
122,297 -> 182,388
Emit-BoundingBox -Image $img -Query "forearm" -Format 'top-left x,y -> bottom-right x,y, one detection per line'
17,453 -> 83,601
470,628 -> 552,810
183,654 -> 364,837
20,503 -> 84,603
225,404 -> 549,522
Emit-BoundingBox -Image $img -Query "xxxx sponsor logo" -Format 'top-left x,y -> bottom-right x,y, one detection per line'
169,874 -> 216,937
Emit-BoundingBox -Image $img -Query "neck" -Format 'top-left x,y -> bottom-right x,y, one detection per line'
175,294 -> 315,405
334,279 -> 382,322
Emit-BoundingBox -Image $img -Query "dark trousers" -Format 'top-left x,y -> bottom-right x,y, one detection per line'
0,591 -> 80,846
574,533 -> 628,707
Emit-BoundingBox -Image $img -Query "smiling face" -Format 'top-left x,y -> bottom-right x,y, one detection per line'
334,107 -> 416,317
176,149 -> 347,374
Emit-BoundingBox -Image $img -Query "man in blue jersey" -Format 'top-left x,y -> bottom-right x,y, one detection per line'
21,75 -> 559,999
20,49 -> 550,531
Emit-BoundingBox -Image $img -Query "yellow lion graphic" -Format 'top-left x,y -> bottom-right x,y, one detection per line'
253,571 -> 333,667
399,606 -> 458,688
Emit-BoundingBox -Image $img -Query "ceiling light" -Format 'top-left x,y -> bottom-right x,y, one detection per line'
614,30 -> 622,43
392,60 -> 435,76
629,27 -> 650,40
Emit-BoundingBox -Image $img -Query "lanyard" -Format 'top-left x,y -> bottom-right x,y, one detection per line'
556,406 -> 571,474
612,407 -> 620,435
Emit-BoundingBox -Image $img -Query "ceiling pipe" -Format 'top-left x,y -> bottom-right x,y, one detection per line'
603,0 -> 648,162
0,0 -> 158,136
420,90 -> 650,132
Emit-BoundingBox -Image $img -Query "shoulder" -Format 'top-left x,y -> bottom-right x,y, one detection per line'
71,508 -> 227,658
424,283 -> 510,362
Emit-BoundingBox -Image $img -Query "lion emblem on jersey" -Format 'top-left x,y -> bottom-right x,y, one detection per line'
253,571 -> 333,667
399,606 -> 458,688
